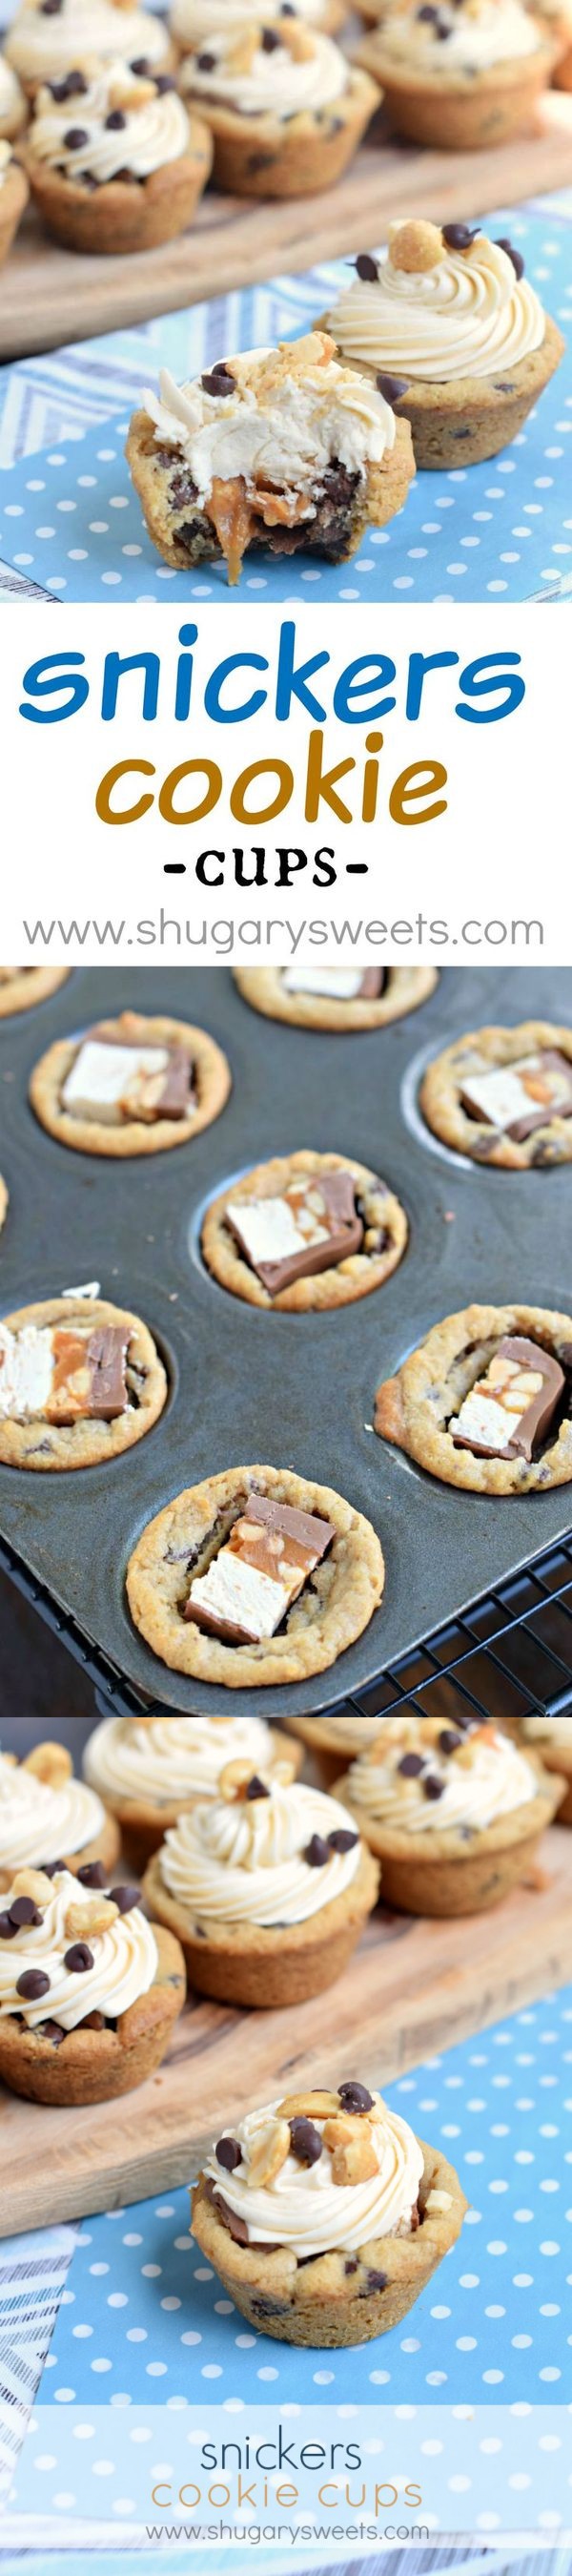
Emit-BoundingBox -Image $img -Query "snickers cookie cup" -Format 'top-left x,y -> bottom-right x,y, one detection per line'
0,1293 -> 166,1469
421,1021 -> 572,1169
285,1711 -> 399,1785
83,1714 -> 301,1865
0,1741 -> 120,1893
235,964 -> 436,1029
0,54 -> 28,138
126,1466 -> 384,1687
30,1008 -> 230,1156
0,966 -> 70,1017
143,1765 -> 378,2005
505,1718 -> 572,1827
5,0 -> 171,101
355,0 -> 557,146
193,2083 -> 467,2346
23,59 -> 212,254
334,1716 -> 565,1916
171,0 -> 347,58
127,332 -> 415,588
202,1150 -> 407,1313
375,1304 -> 572,1496
178,22 -> 378,198
0,1868 -> 185,2107
325,222 -> 563,471
0,137 -> 29,258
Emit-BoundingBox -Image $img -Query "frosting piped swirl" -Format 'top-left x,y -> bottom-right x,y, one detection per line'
158,1777 -> 361,1924
84,1713 -> 279,1803
326,226 -> 544,383
181,22 -> 349,119
204,2089 -> 424,2254
172,0 -> 332,40
29,61 -> 190,181
341,1715 -> 538,1834
0,1867 -> 157,2029
0,1751 -> 106,1869
6,0 -> 170,84
368,0 -> 543,69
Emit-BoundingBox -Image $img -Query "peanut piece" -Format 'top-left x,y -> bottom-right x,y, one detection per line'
247,2119 -> 291,2189
24,1740 -> 72,1785
278,2090 -> 339,2119
64,1898 -> 118,1938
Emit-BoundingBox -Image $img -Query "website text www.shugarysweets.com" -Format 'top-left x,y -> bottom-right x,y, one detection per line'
20,908 -> 544,957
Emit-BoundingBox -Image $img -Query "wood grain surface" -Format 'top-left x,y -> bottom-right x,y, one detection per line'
1,1821 -> 570,2235
2,95 -> 571,361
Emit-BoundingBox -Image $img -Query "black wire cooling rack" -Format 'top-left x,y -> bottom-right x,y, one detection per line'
1,1528 -> 572,1724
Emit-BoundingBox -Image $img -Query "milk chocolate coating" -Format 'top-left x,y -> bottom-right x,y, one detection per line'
184,1490 -> 335,1643
452,1334 -> 564,1463
359,969 -> 386,998
87,1326 -> 130,1420
230,1170 -> 364,1297
461,1049 -> 572,1143
90,1027 -> 194,1121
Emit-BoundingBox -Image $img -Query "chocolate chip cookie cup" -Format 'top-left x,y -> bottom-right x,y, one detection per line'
202,1151 -> 407,1313
30,1008 -> 231,1156
192,2084 -> 467,2346
0,1868 -> 186,2106
0,966 -> 70,1018
178,23 -> 379,198
126,332 -> 415,587
334,1715 -> 566,1916
0,1740 -> 120,1893
126,1466 -> 385,1687
143,1764 -> 379,2005
23,63 -> 212,256
375,1304 -> 572,1496
420,1021 -> 572,1168
355,0 -> 558,147
235,965 -> 437,1029
5,0 -> 172,102
83,1714 -> 302,1866
0,1294 -> 167,1470
285,1710 -> 397,1784
504,1717 -> 572,1827
0,139 -> 29,259
324,222 -> 564,471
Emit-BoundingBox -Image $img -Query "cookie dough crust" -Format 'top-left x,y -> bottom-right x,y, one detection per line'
202,1150 -> 408,1312
0,1294 -> 167,1470
354,28 -> 558,147
0,967 -> 70,1019
23,124 -> 212,256
142,1839 -> 379,2005
192,2137 -> 467,2345
234,966 -> 438,1032
0,1920 -> 185,2106
29,1008 -> 232,1157
375,1301 -> 572,1494
126,1463 -> 385,1685
421,1019 -> 572,1168
324,314 -> 564,470
334,1758 -> 565,1914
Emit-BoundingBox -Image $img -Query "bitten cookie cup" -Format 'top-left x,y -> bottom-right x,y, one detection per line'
126,1465 -> 385,1686
192,2090 -> 467,2347
30,1008 -> 231,1157
0,966 -> 70,1017
355,21 -> 558,145
202,1151 -> 408,1313
333,1727 -> 566,1917
324,222 -> 564,473
420,1021 -> 572,1170
0,146 -> 29,260
234,966 -> 438,1031
0,1739 -> 120,1893
179,31 -> 379,201
0,1295 -> 167,1470
375,1304 -> 572,1496
83,1713 -> 303,1864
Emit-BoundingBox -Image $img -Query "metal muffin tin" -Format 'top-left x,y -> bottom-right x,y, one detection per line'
0,959 -> 571,1719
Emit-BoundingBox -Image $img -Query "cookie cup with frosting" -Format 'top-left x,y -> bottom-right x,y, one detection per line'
355,0 -> 558,146
143,1767 -> 379,2005
5,0 -> 172,102
501,1717 -> 572,1826
0,1741 -> 120,1894
178,24 -> 379,198
171,0 -> 346,56
285,1711 -> 395,1785
192,2085 -> 467,2346
334,1716 -> 566,1916
325,220 -> 564,471
23,60 -> 212,253
0,1867 -> 186,2106
0,138 -> 29,260
83,1714 -> 302,1867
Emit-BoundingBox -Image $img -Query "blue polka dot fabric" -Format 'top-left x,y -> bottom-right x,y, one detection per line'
0,204 -> 570,602
37,1983 -> 572,2407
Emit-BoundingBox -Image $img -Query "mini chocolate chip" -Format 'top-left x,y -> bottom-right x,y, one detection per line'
494,381 -> 515,393
215,2136 -> 242,2171
201,366 -> 235,398
40,2018 -> 65,2045
81,2007 -> 106,2029
289,2117 -> 323,2166
64,125 -> 89,148
0,1913 -> 17,1940
304,1833 -> 331,1867
196,49 -> 215,68
366,2267 -> 388,2290
439,1728 -> 462,1754
261,24 -> 282,43
245,1775 -> 271,1800
41,1860 -> 63,1879
442,221 -> 479,250
51,70 -> 86,97
344,2256 -> 358,2275
251,2295 -> 289,2316
15,1969 -> 51,1999
377,372 -> 409,406
496,237 -> 524,280
64,1942 -> 94,1972
110,1884 -> 139,1915
398,1751 -> 425,1777
105,108 -> 126,128
280,4 -> 296,11
453,425 -> 471,438
354,252 -> 378,281
338,2081 -> 374,2114
328,1827 -> 358,1852
155,71 -> 176,89
9,1896 -> 42,1927
130,53 -> 151,71
417,5 -> 439,15
76,1860 -> 107,1887
41,0 -> 63,13
423,1774 -> 444,1800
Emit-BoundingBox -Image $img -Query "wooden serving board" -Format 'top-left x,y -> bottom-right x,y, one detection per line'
1,93 -> 571,362
1,1822 -> 570,2238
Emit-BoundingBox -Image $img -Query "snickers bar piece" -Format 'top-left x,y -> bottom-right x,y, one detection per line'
0,1320 -> 129,1426
184,1492 -> 335,1646
226,1171 -> 364,1297
282,967 -> 385,1004
62,1036 -> 194,1128
460,1049 -> 572,1144
452,1337 -> 564,1464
